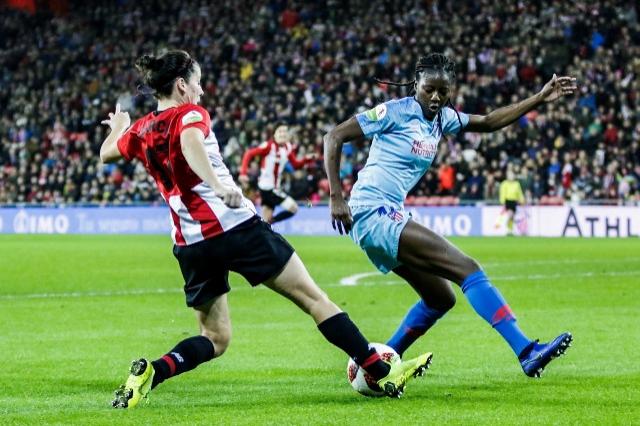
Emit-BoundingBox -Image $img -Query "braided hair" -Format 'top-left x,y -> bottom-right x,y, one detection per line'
375,53 -> 463,133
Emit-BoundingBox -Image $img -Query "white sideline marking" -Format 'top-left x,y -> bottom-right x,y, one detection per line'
339,257 -> 640,286
1,269 -> 639,301
0,288 -> 182,300
339,269 -> 640,286
339,272 -> 380,286
481,257 -> 640,268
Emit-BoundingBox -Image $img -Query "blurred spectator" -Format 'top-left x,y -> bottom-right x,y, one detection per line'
438,160 -> 455,195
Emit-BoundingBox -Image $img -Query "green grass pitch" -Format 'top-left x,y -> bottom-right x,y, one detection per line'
0,235 -> 639,424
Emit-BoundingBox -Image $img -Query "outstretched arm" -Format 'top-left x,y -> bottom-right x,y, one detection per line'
238,143 -> 270,186
323,117 -> 365,234
465,74 -> 577,133
288,148 -> 318,169
239,144 -> 269,176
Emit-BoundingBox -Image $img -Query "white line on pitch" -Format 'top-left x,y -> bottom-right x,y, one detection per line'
481,257 -> 640,267
1,269 -> 639,301
339,269 -> 640,286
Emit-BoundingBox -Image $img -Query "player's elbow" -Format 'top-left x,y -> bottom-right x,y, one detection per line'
323,131 -> 342,156
322,132 -> 335,148
100,147 -> 118,164
477,115 -> 499,132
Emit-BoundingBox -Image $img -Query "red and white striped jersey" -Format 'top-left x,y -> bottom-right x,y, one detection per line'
240,139 -> 313,190
117,104 -> 256,246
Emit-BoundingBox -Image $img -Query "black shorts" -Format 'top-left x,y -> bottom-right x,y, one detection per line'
260,189 -> 288,208
172,216 -> 295,307
505,200 -> 518,212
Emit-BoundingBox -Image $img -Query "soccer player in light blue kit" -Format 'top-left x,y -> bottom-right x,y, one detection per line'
324,53 -> 576,378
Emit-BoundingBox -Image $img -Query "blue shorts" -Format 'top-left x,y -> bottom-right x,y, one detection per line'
348,205 -> 410,274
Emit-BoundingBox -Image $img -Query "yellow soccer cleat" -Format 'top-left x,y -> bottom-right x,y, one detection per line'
377,352 -> 433,398
111,358 -> 155,409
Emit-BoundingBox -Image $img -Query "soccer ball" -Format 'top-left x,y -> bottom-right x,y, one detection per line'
346,343 -> 400,397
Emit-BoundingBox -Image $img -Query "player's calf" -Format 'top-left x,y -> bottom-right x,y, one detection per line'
111,334 -> 216,409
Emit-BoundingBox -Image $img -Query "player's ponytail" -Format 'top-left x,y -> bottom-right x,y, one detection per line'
135,50 -> 196,98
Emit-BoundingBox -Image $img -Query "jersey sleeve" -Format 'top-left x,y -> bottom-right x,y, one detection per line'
177,105 -> 211,138
355,101 -> 398,139
441,107 -> 469,136
116,127 -> 140,161
240,141 -> 270,175
288,147 -> 312,169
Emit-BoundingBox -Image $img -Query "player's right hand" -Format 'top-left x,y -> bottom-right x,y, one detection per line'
216,185 -> 244,208
101,103 -> 131,132
330,195 -> 352,235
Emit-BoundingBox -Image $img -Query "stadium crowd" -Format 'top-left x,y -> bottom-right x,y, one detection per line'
0,0 -> 638,205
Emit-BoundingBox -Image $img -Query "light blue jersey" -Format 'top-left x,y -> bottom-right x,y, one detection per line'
348,97 -> 469,273
350,96 -> 468,208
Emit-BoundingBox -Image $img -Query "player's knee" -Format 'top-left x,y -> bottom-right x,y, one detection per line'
201,329 -> 231,357
460,256 -> 481,277
433,292 -> 456,312
281,197 -> 298,213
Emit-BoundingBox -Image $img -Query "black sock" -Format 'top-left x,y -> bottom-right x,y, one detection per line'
271,210 -> 294,224
317,312 -> 390,380
150,335 -> 215,389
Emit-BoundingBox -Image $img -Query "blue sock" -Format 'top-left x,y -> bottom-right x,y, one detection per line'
461,270 -> 532,356
386,300 -> 446,356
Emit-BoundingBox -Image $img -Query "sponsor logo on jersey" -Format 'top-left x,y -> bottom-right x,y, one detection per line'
411,139 -> 438,158
364,103 -> 387,121
182,110 -> 203,125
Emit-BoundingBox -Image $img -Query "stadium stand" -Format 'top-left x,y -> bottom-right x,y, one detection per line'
0,0 -> 638,205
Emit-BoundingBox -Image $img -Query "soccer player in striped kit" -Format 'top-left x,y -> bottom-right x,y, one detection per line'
100,50 -> 431,408
324,53 -> 576,379
239,124 -> 317,224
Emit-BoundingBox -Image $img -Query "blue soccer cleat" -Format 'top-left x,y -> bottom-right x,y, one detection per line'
519,332 -> 572,378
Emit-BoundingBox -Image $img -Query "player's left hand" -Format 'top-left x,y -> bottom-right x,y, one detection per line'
101,103 -> 131,131
216,184 -> 244,208
330,195 -> 352,235
539,74 -> 577,103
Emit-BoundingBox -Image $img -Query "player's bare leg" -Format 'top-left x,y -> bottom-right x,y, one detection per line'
112,296 -> 227,409
195,294 -> 232,358
394,265 -> 456,311
387,265 -> 455,355
506,210 -> 515,235
263,252 -> 339,323
395,219 -> 571,376
264,253 -> 431,397
397,220 -> 480,284
271,197 -> 298,224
